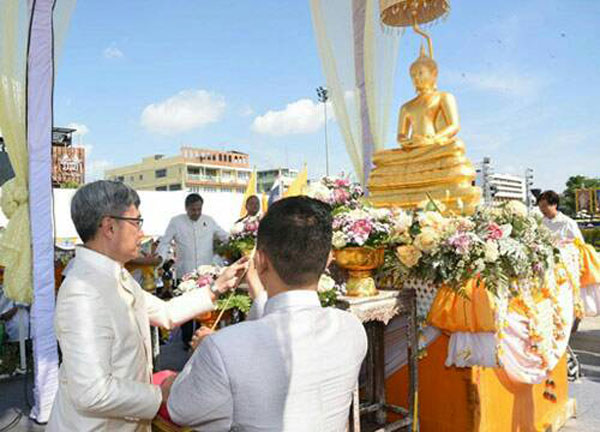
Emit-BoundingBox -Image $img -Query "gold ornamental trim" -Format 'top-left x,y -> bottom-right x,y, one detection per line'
380,0 -> 450,28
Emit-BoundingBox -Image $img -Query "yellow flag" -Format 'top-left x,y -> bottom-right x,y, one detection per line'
284,165 -> 308,198
261,192 -> 269,213
239,169 -> 257,217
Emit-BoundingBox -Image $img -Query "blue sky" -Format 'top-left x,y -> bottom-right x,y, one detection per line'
55,0 -> 600,192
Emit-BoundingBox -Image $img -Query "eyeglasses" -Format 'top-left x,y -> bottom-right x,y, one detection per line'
108,215 -> 144,229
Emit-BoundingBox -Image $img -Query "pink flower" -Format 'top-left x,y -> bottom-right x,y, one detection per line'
196,275 -> 213,288
333,188 -> 350,205
448,232 -> 472,255
335,178 -> 350,187
350,219 -> 372,238
486,222 -> 503,240
245,220 -> 259,233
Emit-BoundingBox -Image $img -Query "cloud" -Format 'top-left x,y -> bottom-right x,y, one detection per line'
141,89 -> 226,135
251,98 -> 332,136
103,46 -> 124,59
240,105 -> 254,117
86,159 -> 114,182
66,122 -> 89,137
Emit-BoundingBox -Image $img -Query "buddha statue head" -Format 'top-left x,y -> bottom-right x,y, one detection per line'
409,45 -> 438,93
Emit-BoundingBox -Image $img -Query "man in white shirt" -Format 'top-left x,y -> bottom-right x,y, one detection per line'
47,181 -> 248,432
156,193 -> 229,348
167,196 -> 368,431
538,190 -> 583,244
0,287 -> 29,343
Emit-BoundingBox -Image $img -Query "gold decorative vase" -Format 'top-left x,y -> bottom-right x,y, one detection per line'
334,247 -> 385,297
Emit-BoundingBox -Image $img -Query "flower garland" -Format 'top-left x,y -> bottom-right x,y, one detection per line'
216,215 -> 260,262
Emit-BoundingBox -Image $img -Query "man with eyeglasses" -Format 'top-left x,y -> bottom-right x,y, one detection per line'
156,193 -> 228,349
47,181 -> 248,432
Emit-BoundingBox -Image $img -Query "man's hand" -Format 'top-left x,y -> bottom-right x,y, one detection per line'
213,256 -> 249,294
190,326 -> 214,351
245,257 -> 265,300
160,373 -> 177,403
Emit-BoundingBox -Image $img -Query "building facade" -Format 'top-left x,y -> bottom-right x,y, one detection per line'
257,168 -> 299,193
105,147 -> 252,193
476,168 -> 527,203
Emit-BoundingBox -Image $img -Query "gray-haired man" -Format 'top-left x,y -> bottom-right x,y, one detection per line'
47,180 -> 248,432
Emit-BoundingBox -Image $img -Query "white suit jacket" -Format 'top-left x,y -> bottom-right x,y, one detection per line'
47,246 -> 215,432
156,214 -> 228,277
168,290 -> 368,431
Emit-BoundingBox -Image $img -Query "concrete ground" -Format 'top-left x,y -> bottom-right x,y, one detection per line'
562,316 -> 600,431
1,319 -> 599,431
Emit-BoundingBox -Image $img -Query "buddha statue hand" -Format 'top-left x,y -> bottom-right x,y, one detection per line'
399,134 -> 438,149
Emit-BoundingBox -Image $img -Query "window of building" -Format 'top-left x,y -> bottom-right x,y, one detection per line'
222,187 -> 233,193
117,176 -> 124,182
169,184 -> 182,191
155,186 -> 167,191
155,169 -> 167,178
130,176 -> 135,182
203,186 -> 217,193
139,174 -> 143,180
188,167 -> 201,175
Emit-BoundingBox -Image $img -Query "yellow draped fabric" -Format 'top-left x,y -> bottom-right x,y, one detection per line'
239,169 -> 257,218
0,1 -> 32,304
427,279 -> 497,333
284,165 -> 308,198
574,238 -> 600,287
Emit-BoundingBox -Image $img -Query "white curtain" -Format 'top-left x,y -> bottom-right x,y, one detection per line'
0,0 -> 76,421
310,0 -> 400,185
27,0 -> 77,422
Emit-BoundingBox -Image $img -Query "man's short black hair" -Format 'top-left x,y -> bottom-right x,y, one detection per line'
538,190 -> 560,207
185,193 -> 203,207
257,196 -> 332,286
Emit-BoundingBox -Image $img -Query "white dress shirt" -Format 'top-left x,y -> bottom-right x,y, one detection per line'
168,290 -> 368,431
157,214 -> 228,278
542,211 -> 583,244
47,246 -> 216,432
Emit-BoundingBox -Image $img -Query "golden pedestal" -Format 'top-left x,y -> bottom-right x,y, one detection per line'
368,140 -> 482,215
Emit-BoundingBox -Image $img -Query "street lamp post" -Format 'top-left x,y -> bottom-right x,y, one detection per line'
316,86 -> 330,176
525,167 -> 534,209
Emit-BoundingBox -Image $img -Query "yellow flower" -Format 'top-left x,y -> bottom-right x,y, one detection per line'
395,245 -> 422,268
505,201 -> 528,218
413,227 -> 439,253
418,211 -> 448,232
484,240 -> 499,262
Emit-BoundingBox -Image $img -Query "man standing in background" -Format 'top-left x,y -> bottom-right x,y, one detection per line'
156,193 -> 228,349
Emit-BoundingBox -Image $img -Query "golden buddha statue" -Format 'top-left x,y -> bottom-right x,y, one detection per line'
368,42 -> 481,214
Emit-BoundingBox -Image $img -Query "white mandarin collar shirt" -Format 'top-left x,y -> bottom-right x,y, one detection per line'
543,211 -> 583,244
263,289 -> 321,315
168,287 -> 368,431
157,214 -> 228,278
